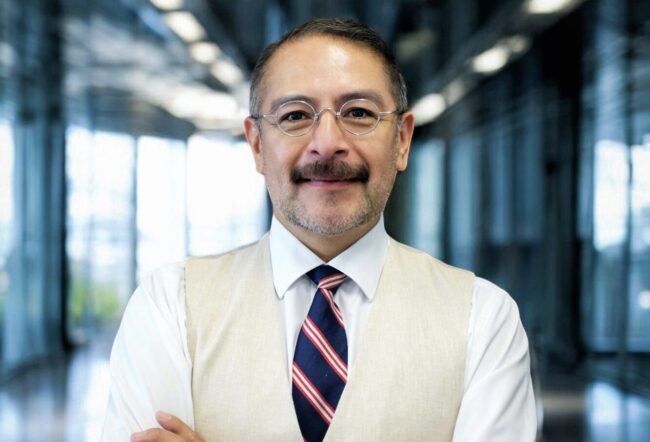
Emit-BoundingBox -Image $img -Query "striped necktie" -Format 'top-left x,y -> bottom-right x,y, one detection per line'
292,265 -> 348,442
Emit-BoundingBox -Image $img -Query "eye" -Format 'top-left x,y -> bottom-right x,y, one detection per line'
344,106 -> 377,119
276,101 -> 315,124
280,110 -> 311,122
350,108 -> 368,118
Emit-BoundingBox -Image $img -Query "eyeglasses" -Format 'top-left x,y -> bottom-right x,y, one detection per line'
253,98 -> 402,137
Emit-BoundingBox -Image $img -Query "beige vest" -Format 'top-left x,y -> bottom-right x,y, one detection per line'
186,234 -> 474,441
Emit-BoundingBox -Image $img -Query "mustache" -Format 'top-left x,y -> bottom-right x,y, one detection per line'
291,161 -> 370,183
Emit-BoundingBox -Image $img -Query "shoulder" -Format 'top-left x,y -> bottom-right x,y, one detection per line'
473,277 -> 520,315
140,261 -> 186,292
387,238 -> 475,282
186,234 -> 269,269
470,277 -> 524,336
126,261 -> 187,320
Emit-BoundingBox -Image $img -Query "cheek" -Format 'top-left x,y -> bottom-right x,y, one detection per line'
261,149 -> 293,185
369,148 -> 400,176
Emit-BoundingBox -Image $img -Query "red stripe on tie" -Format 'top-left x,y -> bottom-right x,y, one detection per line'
303,317 -> 348,381
292,363 -> 335,424
321,288 -> 345,327
318,273 -> 346,289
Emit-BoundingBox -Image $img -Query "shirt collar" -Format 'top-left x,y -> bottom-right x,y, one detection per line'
269,216 -> 389,302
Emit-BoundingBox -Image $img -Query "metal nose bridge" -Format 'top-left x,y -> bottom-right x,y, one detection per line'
313,107 -> 340,122
312,107 -> 343,130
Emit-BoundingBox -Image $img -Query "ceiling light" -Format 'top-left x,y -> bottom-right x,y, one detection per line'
639,291 -> 650,310
525,0 -> 574,14
0,42 -> 15,67
411,94 -> 446,126
189,42 -> 221,64
150,0 -> 183,10
164,12 -> 205,42
442,79 -> 467,106
164,86 -> 238,120
211,59 -> 244,87
471,45 -> 510,74
502,35 -> 530,55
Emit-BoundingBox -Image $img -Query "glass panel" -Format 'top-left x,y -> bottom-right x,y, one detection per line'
589,139 -> 629,350
0,120 -> 13,363
66,128 -> 135,341
136,136 -> 186,282
448,131 -> 480,269
628,142 -> 650,351
516,92 -> 544,242
404,140 -> 444,258
487,121 -> 511,245
594,140 -> 629,251
186,135 -> 267,256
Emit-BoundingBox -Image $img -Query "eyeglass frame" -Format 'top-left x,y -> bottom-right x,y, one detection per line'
250,98 -> 405,137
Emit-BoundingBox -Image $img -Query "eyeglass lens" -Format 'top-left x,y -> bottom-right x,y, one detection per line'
275,99 -> 381,136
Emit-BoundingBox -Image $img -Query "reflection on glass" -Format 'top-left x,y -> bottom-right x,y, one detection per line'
448,132 -> 480,269
589,139 -> 630,349
630,143 -> 650,254
487,123 -> 511,245
407,140 -> 444,258
66,128 -> 135,341
638,291 -> 650,310
593,140 -> 629,251
586,382 -> 623,441
0,120 -> 14,362
186,135 -> 266,256
0,343 -> 110,442
628,142 -> 650,349
586,381 -> 650,442
136,136 -> 186,282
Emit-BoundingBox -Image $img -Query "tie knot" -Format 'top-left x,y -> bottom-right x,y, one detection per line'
307,265 -> 346,289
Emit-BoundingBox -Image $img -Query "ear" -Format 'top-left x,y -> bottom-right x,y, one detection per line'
244,116 -> 264,174
395,111 -> 414,172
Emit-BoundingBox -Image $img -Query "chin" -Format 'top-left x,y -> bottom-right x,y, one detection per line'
293,210 -> 374,237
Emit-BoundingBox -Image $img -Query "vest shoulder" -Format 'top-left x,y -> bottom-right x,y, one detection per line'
186,233 -> 269,267
388,238 -> 475,279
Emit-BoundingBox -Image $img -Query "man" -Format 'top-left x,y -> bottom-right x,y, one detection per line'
103,18 -> 536,442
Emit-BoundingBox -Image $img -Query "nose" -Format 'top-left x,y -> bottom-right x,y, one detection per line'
308,109 -> 350,159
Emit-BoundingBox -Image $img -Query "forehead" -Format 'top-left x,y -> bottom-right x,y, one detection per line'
259,35 -> 393,110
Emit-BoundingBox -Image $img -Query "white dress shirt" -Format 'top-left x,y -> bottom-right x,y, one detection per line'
103,217 -> 537,441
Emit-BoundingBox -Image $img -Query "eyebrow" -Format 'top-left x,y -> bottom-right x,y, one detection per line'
267,90 -> 390,114
268,95 -> 312,113
337,91 -> 388,109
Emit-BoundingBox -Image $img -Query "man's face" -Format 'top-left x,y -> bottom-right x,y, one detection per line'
245,35 -> 414,238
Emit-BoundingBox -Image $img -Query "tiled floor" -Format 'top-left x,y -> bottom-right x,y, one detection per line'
540,374 -> 650,442
1,341 -> 650,442
0,338 -> 112,442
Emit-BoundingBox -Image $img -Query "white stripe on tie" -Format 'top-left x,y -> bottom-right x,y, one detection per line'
303,317 -> 348,381
292,363 -> 335,424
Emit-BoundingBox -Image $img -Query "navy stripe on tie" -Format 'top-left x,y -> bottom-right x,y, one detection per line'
292,265 -> 348,442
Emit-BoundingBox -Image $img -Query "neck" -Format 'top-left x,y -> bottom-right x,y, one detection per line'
276,214 -> 380,262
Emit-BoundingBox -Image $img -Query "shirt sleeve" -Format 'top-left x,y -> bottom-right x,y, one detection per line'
101,263 -> 194,441
452,278 -> 537,442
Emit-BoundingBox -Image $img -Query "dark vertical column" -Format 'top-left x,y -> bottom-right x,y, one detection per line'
3,0 -> 66,368
620,0 -> 634,388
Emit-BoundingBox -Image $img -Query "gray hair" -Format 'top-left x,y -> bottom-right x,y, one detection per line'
249,18 -> 408,117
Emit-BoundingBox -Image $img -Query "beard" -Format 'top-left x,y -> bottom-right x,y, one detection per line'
270,158 -> 396,236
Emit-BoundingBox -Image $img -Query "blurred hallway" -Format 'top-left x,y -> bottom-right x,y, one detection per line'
1,0 -> 650,440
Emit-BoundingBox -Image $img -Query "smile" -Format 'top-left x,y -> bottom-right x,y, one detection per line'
301,178 -> 361,189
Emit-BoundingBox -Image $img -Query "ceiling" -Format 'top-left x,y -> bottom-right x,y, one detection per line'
59,0 -> 440,136
57,0 -> 587,137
